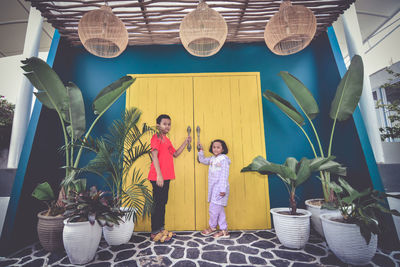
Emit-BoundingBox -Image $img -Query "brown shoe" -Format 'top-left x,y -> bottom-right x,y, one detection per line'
200,227 -> 217,236
213,230 -> 230,238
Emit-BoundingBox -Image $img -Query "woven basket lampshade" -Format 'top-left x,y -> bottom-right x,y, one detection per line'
179,1 -> 227,57
264,0 -> 316,56
78,6 -> 128,58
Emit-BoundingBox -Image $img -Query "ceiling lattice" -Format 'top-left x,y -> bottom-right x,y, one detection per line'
28,0 -> 355,46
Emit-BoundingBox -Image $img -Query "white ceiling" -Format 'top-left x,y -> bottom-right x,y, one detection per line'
0,0 -> 399,58
0,0 -> 54,57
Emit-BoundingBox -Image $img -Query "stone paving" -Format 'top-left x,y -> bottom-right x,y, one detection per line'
0,230 -> 399,267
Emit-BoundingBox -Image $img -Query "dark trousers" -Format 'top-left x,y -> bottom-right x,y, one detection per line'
150,180 -> 170,233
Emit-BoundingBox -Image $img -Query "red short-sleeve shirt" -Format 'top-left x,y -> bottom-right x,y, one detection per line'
148,134 -> 176,181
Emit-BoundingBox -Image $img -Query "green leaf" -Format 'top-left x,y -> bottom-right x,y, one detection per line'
263,90 -> 305,126
66,82 -> 86,139
329,55 -> 364,121
327,181 -> 343,194
241,156 -> 285,176
295,158 -> 312,187
92,76 -> 135,115
278,71 -> 319,119
283,157 -> 298,173
34,92 -> 55,110
32,182 -> 55,201
309,156 -> 335,170
21,57 -> 69,121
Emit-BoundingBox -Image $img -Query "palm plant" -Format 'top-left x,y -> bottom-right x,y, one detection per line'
241,156 -> 344,215
21,57 -> 135,194
80,107 -> 153,221
263,55 -> 363,205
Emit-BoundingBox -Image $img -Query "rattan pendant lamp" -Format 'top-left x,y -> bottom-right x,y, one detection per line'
78,5 -> 128,58
179,0 -> 228,57
264,0 -> 316,56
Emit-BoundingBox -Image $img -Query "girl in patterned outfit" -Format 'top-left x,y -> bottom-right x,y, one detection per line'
198,139 -> 231,238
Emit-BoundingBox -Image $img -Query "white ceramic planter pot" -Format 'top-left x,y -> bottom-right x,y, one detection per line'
387,192 -> 400,241
320,214 -> 377,265
305,199 -> 340,237
270,208 -> 311,249
103,215 -> 135,246
63,219 -> 102,265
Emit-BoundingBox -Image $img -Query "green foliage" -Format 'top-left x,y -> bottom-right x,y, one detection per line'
0,95 -> 15,149
21,57 -> 135,193
32,182 -> 64,216
0,95 -> 14,127
80,108 -> 154,222
329,178 -> 400,244
376,68 -> 400,140
241,156 -> 344,215
63,186 -> 124,226
263,55 -> 364,203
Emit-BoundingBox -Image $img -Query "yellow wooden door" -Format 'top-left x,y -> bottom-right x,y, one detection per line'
193,74 -> 270,230
126,73 -> 270,231
126,76 -> 195,231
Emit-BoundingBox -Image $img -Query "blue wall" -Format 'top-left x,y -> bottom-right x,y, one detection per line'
2,32 -> 374,253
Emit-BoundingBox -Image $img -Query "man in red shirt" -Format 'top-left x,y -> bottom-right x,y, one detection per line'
148,114 -> 191,242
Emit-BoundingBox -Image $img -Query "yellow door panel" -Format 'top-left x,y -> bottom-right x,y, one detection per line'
193,74 -> 270,230
126,73 -> 270,231
126,75 -> 195,231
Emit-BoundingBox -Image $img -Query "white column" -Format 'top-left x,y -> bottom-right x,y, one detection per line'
7,7 -> 43,168
341,4 -> 385,163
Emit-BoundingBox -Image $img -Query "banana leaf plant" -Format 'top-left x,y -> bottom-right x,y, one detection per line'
21,57 -> 135,197
241,156 -> 345,215
32,182 -> 64,216
263,55 -> 363,206
328,178 -> 400,244
78,108 -> 154,221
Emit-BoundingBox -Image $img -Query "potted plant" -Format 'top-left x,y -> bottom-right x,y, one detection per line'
320,178 -> 400,265
32,182 -> 65,252
21,57 -> 135,197
63,184 -> 123,265
241,155 -> 343,249
80,107 -> 153,246
263,55 -> 364,236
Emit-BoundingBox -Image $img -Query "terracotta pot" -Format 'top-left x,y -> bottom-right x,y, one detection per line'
37,210 -> 64,252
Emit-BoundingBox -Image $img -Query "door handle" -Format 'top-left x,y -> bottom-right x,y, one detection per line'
187,126 -> 192,152
196,126 -> 201,151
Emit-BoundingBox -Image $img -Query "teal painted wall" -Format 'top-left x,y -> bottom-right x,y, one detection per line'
2,32 -> 375,253
51,33 -> 371,205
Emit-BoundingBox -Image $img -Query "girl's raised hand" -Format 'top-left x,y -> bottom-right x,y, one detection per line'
198,143 -> 203,151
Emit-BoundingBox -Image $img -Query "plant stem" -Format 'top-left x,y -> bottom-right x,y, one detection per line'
59,117 -> 70,178
73,113 -> 102,169
290,186 -> 297,215
328,117 -> 338,157
298,125 -> 318,158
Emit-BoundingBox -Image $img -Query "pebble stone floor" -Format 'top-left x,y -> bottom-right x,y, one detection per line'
1,230 -> 399,267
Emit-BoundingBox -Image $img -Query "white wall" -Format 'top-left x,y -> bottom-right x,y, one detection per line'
333,12 -> 400,75
0,52 -> 48,104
